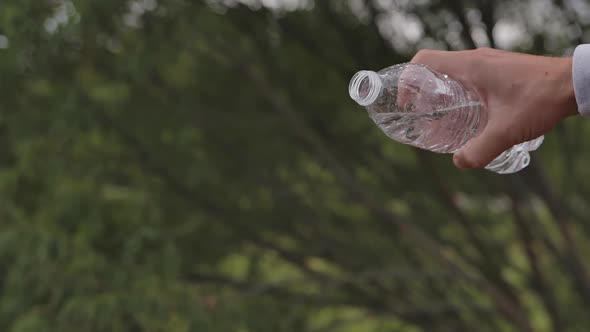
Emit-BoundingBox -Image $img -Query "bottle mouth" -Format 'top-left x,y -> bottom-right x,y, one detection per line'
349,70 -> 382,106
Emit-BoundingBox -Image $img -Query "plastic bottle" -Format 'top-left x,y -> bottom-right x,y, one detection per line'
348,63 -> 543,174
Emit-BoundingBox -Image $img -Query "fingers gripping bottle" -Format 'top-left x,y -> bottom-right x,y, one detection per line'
348,64 -> 543,174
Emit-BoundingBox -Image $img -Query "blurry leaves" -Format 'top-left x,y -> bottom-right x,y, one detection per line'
0,0 -> 589,331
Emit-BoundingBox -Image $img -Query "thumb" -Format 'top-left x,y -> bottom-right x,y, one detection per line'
453,128 -> 513,169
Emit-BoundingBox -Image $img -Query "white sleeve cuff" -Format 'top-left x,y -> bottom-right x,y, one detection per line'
573,44 -> 590,117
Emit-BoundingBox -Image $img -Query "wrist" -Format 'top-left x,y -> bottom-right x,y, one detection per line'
560,57 -> 578,118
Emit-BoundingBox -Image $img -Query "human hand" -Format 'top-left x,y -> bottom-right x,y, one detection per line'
411,48 -> 577,169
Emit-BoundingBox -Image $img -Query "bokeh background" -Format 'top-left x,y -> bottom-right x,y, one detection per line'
2,0 -> 590,331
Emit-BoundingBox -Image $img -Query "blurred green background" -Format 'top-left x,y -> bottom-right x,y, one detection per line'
1,0 -> 590,331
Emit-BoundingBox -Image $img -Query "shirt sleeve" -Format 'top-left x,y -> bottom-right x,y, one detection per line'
573,44 -> 590,117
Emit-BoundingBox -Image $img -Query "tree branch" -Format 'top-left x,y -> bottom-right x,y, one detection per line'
446,0 -> 477,49
526,161 -> 590,305
507,177 -> 564,332
415,150 -> 532,328
189,271 -> 496,325
480,0 -> 497,48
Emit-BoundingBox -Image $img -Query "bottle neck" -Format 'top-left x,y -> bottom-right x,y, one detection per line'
349,70 -> 383,106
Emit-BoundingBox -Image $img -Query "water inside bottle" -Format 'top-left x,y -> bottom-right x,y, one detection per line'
366,75 -> 484,154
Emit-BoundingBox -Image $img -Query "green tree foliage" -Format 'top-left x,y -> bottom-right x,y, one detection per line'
0,0 -> 589,331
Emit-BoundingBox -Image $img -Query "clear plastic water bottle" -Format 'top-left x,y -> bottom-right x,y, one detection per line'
348,63 -> 543,174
